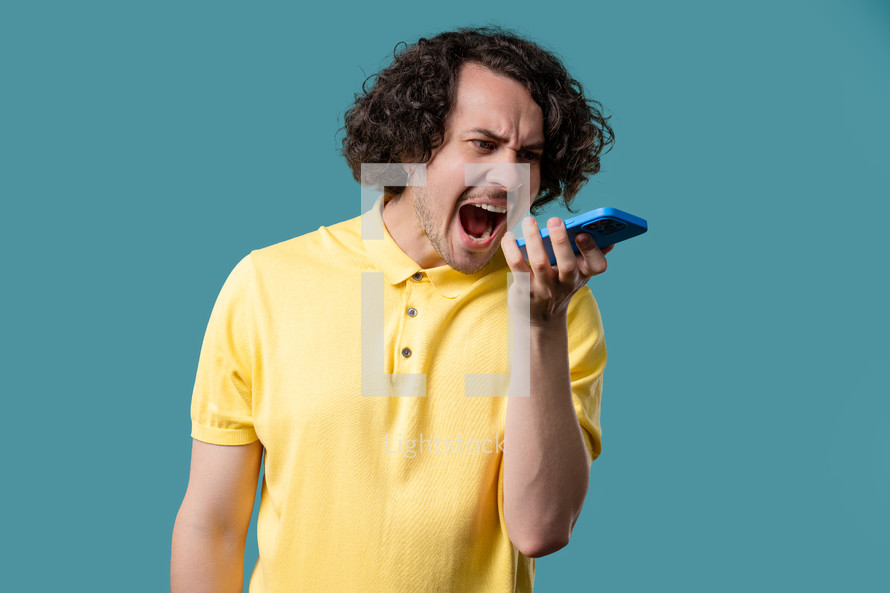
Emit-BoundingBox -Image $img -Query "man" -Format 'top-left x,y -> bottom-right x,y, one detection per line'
172,27 -> 614,592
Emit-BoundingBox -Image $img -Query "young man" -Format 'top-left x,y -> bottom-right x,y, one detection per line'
172,27 -> 615,593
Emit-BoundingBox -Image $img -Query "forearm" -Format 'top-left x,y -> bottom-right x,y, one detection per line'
171,509 -> 248,593
503,315 -> 590,558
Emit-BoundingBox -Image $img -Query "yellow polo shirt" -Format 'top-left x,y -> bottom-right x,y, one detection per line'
190,196 -> 606,592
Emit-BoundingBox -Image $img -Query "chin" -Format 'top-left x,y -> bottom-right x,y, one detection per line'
448,249 -> 497,275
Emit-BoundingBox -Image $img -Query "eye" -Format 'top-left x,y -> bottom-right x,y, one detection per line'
472,140 -> 496,151
520,150 -> 542,162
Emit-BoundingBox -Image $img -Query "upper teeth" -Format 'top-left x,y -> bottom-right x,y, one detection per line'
473,203 -> 506,214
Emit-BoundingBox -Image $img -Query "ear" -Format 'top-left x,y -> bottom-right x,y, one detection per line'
403,163 -> 427,188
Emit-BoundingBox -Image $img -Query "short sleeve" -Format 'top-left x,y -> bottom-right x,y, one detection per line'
566,286 -> 606,464
189,254 -> 259,446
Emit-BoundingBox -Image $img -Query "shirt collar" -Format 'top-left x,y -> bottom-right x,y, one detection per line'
361,195 -> 509,299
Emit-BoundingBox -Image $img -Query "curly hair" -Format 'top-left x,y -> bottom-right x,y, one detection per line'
341,27 -> 614,214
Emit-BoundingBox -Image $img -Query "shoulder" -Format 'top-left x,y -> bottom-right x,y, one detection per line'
567,285 -> 605,338
568,285 -> 602,321
247,214 -> 365,276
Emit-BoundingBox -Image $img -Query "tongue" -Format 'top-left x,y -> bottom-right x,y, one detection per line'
460,205 -> 488,237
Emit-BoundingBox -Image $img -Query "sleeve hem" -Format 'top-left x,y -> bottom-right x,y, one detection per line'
191,422 -> 258,446
580,426 -> 602,465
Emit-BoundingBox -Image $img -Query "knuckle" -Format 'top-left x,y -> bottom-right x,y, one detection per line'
531,260 -> 551,273
550,232 -> 569,247
564,263 -> 579,277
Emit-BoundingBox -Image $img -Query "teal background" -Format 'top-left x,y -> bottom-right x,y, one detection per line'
2,0 -> 887,590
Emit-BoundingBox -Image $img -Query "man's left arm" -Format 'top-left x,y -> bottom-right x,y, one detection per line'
500,216 -> 612,558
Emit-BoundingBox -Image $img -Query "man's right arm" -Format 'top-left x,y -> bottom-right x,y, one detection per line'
171,438 -> 264,593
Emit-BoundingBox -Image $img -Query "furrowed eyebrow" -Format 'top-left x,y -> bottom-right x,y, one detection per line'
467,127 -> 545,151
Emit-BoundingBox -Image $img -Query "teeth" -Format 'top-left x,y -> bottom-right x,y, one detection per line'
473,203 -> 507,214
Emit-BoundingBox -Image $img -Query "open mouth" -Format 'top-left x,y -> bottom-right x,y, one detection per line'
458,203 -> 507,242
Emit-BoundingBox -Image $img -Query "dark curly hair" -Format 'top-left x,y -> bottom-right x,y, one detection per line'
341,27 -> 614,214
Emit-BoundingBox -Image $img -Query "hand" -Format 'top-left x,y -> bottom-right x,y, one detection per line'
501,217 -> 612,327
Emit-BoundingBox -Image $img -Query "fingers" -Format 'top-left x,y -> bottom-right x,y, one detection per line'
500,231 -> 531,274
574,233 -> 608,277
504,217 -> 611,283
520,217 -> 557,281
546,217 -> 580,285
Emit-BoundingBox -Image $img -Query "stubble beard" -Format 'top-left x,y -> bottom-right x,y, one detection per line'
412,186 -> 491,275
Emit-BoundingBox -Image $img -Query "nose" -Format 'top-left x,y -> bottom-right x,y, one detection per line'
463,161 -> 531,222
482,161 -> 526,194
464,162 -> 528,193
479,162 -> 531,222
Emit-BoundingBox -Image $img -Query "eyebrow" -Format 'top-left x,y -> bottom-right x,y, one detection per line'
466,127 -> 545,151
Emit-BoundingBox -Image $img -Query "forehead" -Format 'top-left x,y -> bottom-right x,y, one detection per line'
447,63 -> 544,142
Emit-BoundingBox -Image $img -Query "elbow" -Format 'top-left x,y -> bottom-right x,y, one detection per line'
508,514 -> 577,558
514,530 -> 572,558
506,503 -> 586,558
503,472 -> 588,558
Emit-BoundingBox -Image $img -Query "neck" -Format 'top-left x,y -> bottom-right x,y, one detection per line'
381,192 -> 445,269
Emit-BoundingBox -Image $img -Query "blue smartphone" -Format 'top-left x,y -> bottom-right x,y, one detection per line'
516,207 -> 648,265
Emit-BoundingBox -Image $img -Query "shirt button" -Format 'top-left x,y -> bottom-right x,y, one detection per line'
412,272 -> 423,281
401,347 -> 412,358
407,307 -> 418,317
